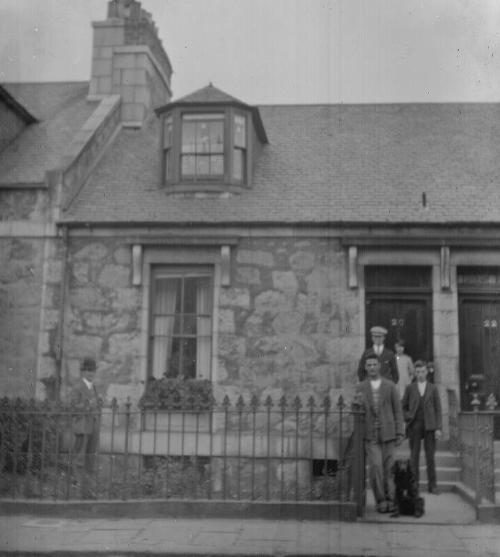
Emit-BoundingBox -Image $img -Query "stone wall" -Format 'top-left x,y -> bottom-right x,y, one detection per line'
217,238 -> 361,404
0,189 -> 48,221
0,238 -> 45,396
61,236 -> 361,407
62,238 -> 142,403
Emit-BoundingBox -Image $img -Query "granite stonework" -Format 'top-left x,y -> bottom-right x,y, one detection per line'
58,236 -> 361,409
0,189 -> 48,221
217,238 -> 361,405
62,238 -> 143,403
0,238 -> 45,396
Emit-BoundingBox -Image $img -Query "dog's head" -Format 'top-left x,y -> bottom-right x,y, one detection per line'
392,459 -> 412,482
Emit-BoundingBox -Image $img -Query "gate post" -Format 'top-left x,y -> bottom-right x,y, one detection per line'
472,399 -> 481,506
351,396 -> 365,517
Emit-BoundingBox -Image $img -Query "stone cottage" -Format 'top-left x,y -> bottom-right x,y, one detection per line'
1,0 -> 500,444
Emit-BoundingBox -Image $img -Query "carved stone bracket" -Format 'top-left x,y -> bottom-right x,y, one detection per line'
132,244 -> 143,286
440,246 -> 450,290
348,246 -> 358,289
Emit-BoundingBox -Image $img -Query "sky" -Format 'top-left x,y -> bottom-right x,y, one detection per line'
1,0 -> 500,105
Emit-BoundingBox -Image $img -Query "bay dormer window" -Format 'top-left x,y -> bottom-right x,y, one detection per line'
181,113 -> 224,180
155,84 -> 267,193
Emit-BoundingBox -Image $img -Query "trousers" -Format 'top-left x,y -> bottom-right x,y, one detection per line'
408,420 -> 436,490
365,438 -> 396,506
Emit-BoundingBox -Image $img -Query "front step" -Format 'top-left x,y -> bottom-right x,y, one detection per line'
399,451 -> 461,488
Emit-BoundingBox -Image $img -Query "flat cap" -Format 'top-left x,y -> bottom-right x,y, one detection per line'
370,326 -> 388,335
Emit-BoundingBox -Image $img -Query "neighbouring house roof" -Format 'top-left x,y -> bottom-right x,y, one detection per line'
63,101 -> 500,225
0,84 -> 38,124
0,82 -> 97,185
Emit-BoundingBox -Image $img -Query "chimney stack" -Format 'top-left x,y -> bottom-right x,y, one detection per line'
89,0 -> 173,127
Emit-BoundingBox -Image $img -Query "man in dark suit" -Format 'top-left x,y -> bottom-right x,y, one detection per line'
356,354 -> 405,513
402,360 -> 442,495
70,357 -> 100,473
358,326 -> 399,383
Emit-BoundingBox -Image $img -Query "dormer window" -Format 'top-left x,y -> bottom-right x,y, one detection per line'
181,113 -> 224,180
156,84 -> 268,193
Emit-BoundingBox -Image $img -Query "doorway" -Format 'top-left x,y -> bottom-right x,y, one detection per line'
458,267 -> 500,438
365,266 -> 433,364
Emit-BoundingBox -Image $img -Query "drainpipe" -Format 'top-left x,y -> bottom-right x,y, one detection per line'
55,224 -> 69,400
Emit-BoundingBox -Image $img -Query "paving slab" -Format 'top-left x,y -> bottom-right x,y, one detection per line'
1,514 -> 499,556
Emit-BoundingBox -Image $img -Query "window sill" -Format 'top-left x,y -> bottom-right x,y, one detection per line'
163,183 -> 247,195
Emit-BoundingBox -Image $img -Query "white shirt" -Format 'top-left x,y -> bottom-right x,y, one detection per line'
370,378 -> 382,390
82,377 -> 93,390
418,381 -> 427,397
373,345 -> 383,356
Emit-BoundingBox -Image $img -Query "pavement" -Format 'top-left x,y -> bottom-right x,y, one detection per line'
0,492 -> 499,557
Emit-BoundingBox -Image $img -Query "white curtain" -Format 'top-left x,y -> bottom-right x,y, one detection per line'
152,278 -> 177,379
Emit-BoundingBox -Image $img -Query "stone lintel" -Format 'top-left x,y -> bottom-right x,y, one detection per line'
0,221 -> 57,237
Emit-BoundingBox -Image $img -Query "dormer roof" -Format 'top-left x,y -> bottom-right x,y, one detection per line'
155,83 -> 268,144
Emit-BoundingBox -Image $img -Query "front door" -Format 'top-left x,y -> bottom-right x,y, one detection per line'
458,296 -> 500,437
364,266 -> 433,364
458,266 -> 500,438
365,297 -> 432,363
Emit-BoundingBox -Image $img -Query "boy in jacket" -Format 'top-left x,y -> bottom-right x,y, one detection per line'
402,360 -> 442,494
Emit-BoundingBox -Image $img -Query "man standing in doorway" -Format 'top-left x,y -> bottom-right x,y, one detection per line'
356,354 -> 405,513
402,360 -> 442,494
358,326 -> 399,383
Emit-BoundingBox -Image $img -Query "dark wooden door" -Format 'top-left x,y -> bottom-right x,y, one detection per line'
459,297 -> 500,437
365,296 -> 432,363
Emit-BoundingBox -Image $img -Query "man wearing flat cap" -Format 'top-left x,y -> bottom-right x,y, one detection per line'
357,326 -> 399,383
70,357 -> 101,474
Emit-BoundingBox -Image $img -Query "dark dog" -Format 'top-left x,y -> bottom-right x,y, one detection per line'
391,459 -> 425,518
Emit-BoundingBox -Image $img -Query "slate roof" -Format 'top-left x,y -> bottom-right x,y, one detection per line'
0,82 -> 96,185
63,101 -> 500,225
173,83 -> 245,105
0,85 -> 38,124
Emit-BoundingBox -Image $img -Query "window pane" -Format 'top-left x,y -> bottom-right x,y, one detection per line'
234,115 -> 246,147
211,155 -> 224,176
196,155 -> 210,176
151,269 -> 213,381
182,122 -> 196,153
167,338 -> 182,378
233,148 -> 244,181
209,121 -> 224,153
181,339 -> 197,379
183,315 -> 197,335
164,116 -> 173,148
155,278 -> 181,313
164,149 -> 171,181
184,277 -> 198,313
181,155 -> 196,176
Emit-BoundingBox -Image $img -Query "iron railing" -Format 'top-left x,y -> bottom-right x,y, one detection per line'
0,395 -> 365,515
457,409 -> 496,504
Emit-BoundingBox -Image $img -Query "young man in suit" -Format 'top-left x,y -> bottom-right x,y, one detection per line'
71,357 -> 100,473
356,354 -> 405,513
357,326 -> 399,383
402,360 -> 442,495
